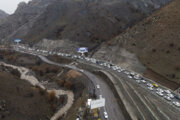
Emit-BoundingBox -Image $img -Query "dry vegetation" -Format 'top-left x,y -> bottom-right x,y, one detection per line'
0,50 -> 88,119
0,67 -> 54,120
111,0 -> 180,87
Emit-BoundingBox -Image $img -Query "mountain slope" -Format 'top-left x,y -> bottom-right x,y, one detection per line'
0,0 -> 171,49
94,0 -> 180,87
0,10 -> 8,22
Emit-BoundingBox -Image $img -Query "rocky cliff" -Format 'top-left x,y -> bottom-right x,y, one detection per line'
93,0 -> 180,86
0,10 -> 8,22
0,0 -> 171,49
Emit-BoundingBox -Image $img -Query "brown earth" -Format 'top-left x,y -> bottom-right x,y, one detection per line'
0,50 -> 88,119
122,0 -> 180,84
144,69 -> 180,90
0,67 -> 53,120
95,0 -> 180,88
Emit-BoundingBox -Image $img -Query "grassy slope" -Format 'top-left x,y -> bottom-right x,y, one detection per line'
113,0 -> 180,84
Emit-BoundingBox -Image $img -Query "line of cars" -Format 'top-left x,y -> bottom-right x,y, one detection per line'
123,70 -> 180,107
15,45 -> 180,108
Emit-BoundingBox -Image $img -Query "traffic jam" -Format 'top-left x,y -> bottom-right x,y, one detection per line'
15,45 -> 180,108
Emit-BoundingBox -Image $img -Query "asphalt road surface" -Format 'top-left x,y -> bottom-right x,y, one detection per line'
13,45 -> 180,120
38,55 -> 125,120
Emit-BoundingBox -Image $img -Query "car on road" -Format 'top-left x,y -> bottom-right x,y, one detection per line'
134,75 -> 140,79
130,72 -> 135,76
157,88 -> 164,93
164,90 -> 171,94
99,95 -> 102,98
148,87 -> 154,91
104,111 -> 108,119
79,69 -> 84,72
164,96 -> 171,101
136,80 -> 141,83
124,71 -> 130,75
167,93 -> 174,98
156,91 -> 163,96
141,80 -> 146,83
173,101 -> 180,107
96,85 -> 100,89
175,95 -> 180,100
128,75 -> 133,79
147,83 -> 153,87
152,83 -> 159,87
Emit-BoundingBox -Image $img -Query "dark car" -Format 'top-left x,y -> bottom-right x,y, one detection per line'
175,95 -> 180,100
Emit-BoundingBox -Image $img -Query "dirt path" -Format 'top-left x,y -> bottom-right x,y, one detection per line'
0,62 -> 74,120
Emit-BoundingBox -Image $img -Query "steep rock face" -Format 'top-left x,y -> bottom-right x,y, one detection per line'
0,10 -> 8,22
0,0 -> 171,47
0,0 -> 54,43
94,0 -> 180,85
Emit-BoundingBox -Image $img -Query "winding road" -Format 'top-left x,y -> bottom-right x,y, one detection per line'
12,45 -> 180,120
38,55 -> 125,120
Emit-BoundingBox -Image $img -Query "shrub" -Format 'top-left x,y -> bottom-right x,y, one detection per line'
45,67 -> 50,73
132,43 -> 136,46
47,91 -> 57,103
152,49 -> 156,52
64,80 -> 72,89
166,50 -> 170,54
51,66 -> 59,73
11,69 -> 21,78
32,66 -> 40,72
178,47 -> 180,51
58,80 -> 65,87
0,55 -> 4,59
175,66 -> 180,71
39,88 -> 46,96
36,60 -> 41,65
172,74 -> 176,79
169,43 -> 174,47
59,96 -> 66,104
39,70 -> 44,76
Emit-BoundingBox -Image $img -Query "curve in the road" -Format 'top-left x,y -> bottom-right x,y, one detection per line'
38,55 -> 125,120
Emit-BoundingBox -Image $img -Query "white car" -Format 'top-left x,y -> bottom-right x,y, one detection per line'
147,83 -> 153,87
104,111 -> 108,119
141,80 -> 146,83
79,69 -> 84,72
136,80 -> 141,83
156,91 -> 163,96
148,87 -> 154,91
128,75 -> 132,79
124,71 -> 130,75
130,72 -> 135,75
134,75 -> 140,79
96,85 -> 100,89
167,93 -> 174,98
165,90 -> 171,94
157,88 -> 164,93
173,101 -> 180,107
164,96 -> 171,101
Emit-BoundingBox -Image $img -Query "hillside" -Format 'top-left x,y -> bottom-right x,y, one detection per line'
94,0 -> 180,88
0,10 -> 8,22
0,0 -> 171,50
